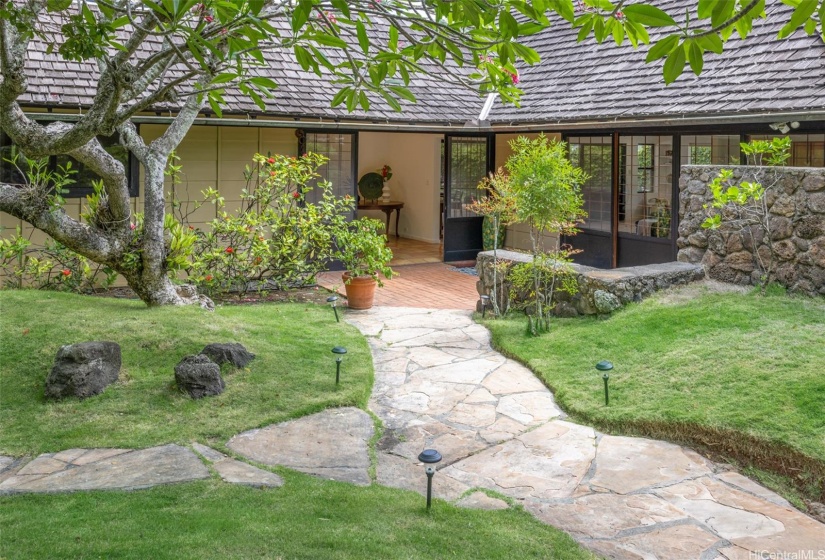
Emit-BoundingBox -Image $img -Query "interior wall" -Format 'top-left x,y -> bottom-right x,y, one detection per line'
357,132 -> 442,243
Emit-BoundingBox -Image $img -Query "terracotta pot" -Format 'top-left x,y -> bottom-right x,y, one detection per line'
342,272 -> 377,310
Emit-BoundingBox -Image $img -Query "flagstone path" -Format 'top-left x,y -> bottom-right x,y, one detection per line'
2,305 -> 823,560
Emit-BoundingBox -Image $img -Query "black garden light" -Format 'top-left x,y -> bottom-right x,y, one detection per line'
417,448 -> 442,510
327,295 -> 340,322
480,295 -> 490,318
596,360 -> 613,406
332,346 -> 347,384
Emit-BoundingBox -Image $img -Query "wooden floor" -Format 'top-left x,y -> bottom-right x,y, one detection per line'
385,235 -> 442,266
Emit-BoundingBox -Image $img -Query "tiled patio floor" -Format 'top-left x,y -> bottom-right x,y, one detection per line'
316,262 -> 479,310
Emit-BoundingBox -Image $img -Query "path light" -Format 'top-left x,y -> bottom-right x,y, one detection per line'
596,360 -> 613,406
332,346 -> 347,384
480,295 -> 490,319
327,295 -> 340,322
417,448 -> 442,510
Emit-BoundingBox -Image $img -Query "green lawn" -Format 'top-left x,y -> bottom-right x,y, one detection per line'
0,290 -> 373,455
484,287 -> 825,500
0,290 -> 595,560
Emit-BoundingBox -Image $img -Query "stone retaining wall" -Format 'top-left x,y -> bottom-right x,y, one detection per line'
677,165 -> 825,296
476,250 -> 704,316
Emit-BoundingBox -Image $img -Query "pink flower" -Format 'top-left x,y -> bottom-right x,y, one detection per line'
130,223 -> 136,230
204,14 -> 214,23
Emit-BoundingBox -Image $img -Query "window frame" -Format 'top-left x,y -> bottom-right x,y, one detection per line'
0,122 -> 139,199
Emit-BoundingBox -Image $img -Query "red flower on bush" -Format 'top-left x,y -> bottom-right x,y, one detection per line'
267,157 -> 275,164
205,274 -> 213,282
225,247 -> 234,254
292,192 -> 300,199
61,269 -> 71,277
270,171 -> 277,177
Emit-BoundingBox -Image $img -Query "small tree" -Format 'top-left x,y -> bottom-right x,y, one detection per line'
701,137 -> 791,292
468,169 -> 517,316
506,135 -> 587,334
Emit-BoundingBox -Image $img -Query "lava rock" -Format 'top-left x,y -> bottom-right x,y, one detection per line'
45,341 -> 121,400
175,355 -> 225,399
593,290 -> 621,314
200,343 -> 255,369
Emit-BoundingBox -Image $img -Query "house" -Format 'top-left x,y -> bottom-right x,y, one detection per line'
2,1 -> 824,270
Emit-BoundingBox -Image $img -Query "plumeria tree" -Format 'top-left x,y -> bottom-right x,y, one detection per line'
0,0 -> 822,305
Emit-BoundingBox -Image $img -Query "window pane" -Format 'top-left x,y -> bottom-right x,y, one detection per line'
619,135 -> 673,239
568,136 -> 612,233
304,132 -> 355,219
448,137 -> 487,218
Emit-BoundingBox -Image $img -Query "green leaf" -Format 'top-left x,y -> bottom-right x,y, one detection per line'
293,45 -> 312,71
291,2 -> 310,33
312,34 -> 348,49
576,15 -> 594,42
249,0 -> 264,15
388,26 -> 399,51
511,43 -> 541,65
645,34 -> 680,62
208,93 -> 224,118
622,4 -> 678,27
356,22 -> 369,54
697,0 -> 715,19
551,0 -> 575,23
500,10 -> 519,39
687,40 -> 704,75
695,33 -> 724,54
388,85 -> 416,103
249,76 -> 278,89
380,90 -> 402,112
778,0 -> 817,39
663,43 -> 686,84
212,73 -> 237,84
331,87 -> 350,108
359,91 -> 370,111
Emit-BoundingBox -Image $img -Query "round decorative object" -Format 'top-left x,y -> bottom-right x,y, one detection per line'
358,172 -> 384,201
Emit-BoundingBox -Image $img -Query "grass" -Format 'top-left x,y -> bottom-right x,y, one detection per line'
0,290 -> 374,455
1,474 -> 594,560
0,290 -> 596,559
483,287 -> 825,500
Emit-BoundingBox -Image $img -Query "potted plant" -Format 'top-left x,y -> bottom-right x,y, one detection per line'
334,218 -> 394,309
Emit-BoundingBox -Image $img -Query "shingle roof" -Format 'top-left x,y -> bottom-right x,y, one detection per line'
17,1 -> 825,126
492,0 -> 825,123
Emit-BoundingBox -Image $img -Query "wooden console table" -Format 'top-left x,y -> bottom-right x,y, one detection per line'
358,201 -> 404,237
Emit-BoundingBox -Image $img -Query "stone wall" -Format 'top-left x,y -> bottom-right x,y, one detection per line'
677,165 -> 825,296
476,250 -> 703,316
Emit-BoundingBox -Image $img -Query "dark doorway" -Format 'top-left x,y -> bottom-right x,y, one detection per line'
443,135 -> 492,261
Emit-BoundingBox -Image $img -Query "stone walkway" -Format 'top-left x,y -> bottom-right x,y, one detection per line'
2,306 -> 824,559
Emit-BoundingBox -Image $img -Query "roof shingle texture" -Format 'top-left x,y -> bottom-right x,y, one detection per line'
16,1 -> 825,125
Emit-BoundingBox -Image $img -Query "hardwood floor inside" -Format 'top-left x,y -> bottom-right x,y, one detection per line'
385,235 -> 443,266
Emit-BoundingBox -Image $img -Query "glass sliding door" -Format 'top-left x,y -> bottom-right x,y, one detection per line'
616,134 -> 676,267
443,135 -> 491,261
566,136 -> 613,268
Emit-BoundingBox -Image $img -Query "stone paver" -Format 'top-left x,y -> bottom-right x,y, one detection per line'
192,443 -> 283,488
0,445 -> 209,494
227,407 -> 374,486
348,306 -> 825,560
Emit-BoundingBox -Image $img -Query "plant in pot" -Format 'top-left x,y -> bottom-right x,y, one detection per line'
334,218 -> 394,309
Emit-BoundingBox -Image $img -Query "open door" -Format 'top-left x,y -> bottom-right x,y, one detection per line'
443,134 -> 492,261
